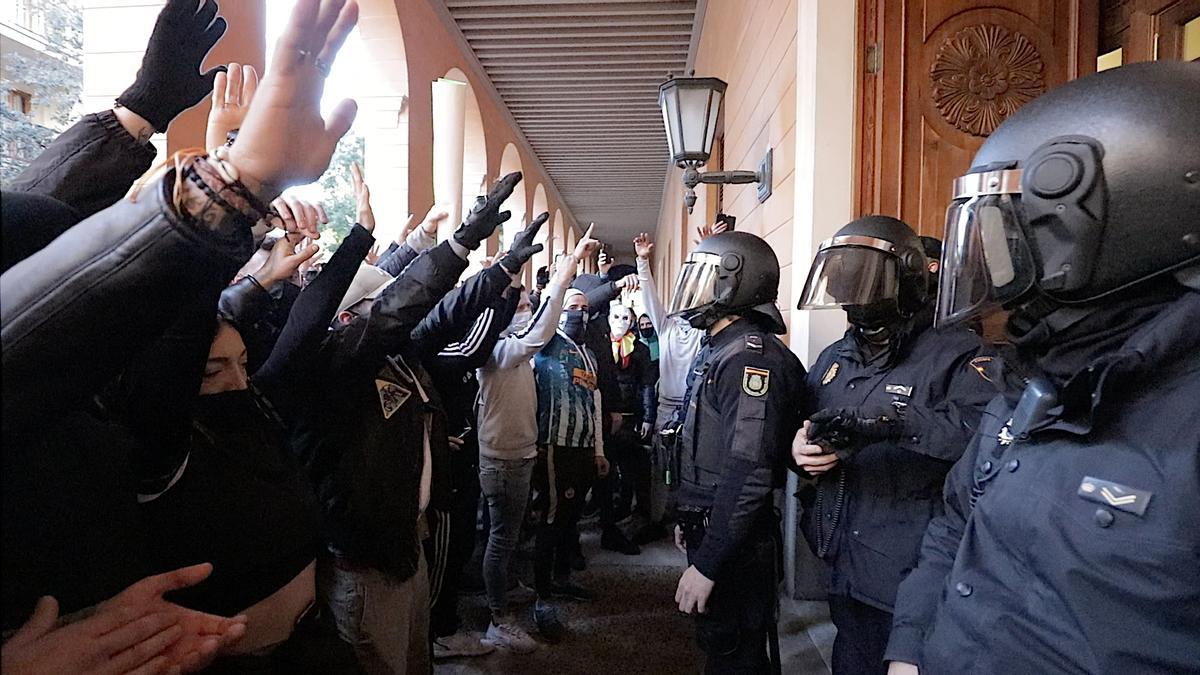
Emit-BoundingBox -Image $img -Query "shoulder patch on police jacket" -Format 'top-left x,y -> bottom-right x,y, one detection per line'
970,356 -> 995,382
821,362 -> 839,385
744,334 -> 763,352
1078,476 -> 1152,516
742,367 -> 770,397
376,378 -> 412,420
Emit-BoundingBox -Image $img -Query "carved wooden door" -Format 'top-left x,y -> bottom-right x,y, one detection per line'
855,0 -> 1098,237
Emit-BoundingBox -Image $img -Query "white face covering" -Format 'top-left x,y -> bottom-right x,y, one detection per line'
609,308 -> 633,338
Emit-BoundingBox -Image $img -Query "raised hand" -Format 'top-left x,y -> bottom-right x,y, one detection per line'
349,162 -> 375,232
598,247 -> 613,274
254,233 -> 320,286
693,220 -> 729,245
100,564 -> 247,673
633,232 -> 655,260
1,595 -> 180,675
453,172 -> 521,250
418,205 -> 449,238
616,275 -> 640,293
498,212 -> 548,274
573,223 -> 600,260
206,63 -> 259,150
270,195 -> 326,240
552,224 -> 597,286
227,0 -> 360,198
117,0 -> 228,132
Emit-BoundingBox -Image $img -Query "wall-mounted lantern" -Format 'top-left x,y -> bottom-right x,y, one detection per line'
659,75 -> 772,213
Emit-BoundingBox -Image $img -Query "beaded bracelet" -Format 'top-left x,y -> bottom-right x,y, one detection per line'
193,159 -> 259,222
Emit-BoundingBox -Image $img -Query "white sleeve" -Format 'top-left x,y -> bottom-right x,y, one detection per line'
407,227 -> 436,252
491,281 -> 569,369
637,257 -> 667,331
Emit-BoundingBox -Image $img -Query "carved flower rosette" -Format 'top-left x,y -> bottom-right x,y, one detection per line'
930,24 -> 1046,137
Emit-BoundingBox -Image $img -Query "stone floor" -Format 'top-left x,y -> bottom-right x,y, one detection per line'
436,522 -> 835,674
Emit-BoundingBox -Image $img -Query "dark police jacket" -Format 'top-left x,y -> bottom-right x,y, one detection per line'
887,291 -> 1200,673
799,322 -> 994,612
677,317 -> 808,580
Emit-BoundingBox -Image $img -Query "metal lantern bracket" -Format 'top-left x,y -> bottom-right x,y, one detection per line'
680,147 -> 773,213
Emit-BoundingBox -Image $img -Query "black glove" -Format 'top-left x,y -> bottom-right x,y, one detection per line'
808,407 -> 905,446
453,172 -> 521,250
498,212 -> 548,274
116,0 -> 228,131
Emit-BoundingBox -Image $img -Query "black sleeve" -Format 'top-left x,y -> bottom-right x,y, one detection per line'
372,241 -> 399,268
692,349 -> 799,578
584,280 -> 619,309
253,224 -> 374,408
885,433 -> 979,665
896,341 -> 996,462
429,284 -> 521,374
410,264 -> 512,360
332,241 -> 468,370
219,276 -> 273,330
376,242 -> 421,278
635,342 -> 657,426
8,110 -> 157,219
1,172 -> 250,436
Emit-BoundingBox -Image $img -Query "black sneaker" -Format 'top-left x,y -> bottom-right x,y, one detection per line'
533,601 -> 566,644
549,580 -> 595,602
601,527 -> 641,555
633,521 -> 669,545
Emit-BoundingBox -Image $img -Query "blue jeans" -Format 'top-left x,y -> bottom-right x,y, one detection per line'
479,454 -> 535,618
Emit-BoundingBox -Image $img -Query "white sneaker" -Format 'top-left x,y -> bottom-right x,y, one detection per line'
433,631 -> 495,659
484,621 -> 538,654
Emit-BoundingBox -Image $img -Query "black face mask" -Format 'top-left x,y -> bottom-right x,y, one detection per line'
560,309 -> 589,342
193,388 -> 262,432
845,300 -> 901,331
639,325 -> 657,340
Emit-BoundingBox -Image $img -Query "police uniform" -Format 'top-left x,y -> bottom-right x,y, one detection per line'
799,322 -> 994,674
675,317 -> 807,673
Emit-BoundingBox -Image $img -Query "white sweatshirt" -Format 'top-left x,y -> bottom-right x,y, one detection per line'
476,280 -> 570,460
638,257 -> 706,422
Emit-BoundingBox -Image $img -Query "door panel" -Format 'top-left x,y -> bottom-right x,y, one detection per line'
856,0 -> 1097,238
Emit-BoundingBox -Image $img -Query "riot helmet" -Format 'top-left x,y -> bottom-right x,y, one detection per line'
936,61 -> 1200,329
668,231 -> 786,333
798,215 -> 929,329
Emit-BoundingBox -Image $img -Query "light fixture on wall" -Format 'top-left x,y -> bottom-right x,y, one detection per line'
659,75 -> 772,214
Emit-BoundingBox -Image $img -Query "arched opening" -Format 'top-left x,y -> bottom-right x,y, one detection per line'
445,68 -> 488,220
497,143 -> 526,253
554,208 -> 565,257
530,184 -> 550,288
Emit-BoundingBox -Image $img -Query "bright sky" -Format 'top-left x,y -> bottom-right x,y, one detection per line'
265,0 -> 369,201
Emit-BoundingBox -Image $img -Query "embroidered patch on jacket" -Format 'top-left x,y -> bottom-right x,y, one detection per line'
970,356 -> 995,382
1078,476 -> 1152,516
821,362 -> 839,385
376,379 -> 411,420
997,418 -> 1015,446
743,367 -> 770,397
885,384 -> 913,397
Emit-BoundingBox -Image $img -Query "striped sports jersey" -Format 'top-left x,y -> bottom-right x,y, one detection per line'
534,332 -> 600,448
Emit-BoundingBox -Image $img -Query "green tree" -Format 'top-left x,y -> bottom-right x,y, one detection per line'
314,132 -> 365,248
1,0 -> 83,184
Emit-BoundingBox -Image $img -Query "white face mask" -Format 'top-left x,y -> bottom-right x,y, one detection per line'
609,310 -> 633,338
507,310 -> 533,335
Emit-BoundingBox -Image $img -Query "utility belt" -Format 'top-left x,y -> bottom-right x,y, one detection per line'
675,505 -> 781,547
658,420 -> 684,488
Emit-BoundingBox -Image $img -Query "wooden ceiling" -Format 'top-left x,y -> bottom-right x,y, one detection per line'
443,0 -> 702,246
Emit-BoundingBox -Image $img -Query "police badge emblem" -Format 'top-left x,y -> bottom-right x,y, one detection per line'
376,379 -> 411,420
742,367 -> 770,397
821,362 -> 839,385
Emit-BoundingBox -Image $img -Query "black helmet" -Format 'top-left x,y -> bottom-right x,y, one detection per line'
797,215 -> 929,328
668,231 -> 786,333
936,61 -> 1200,328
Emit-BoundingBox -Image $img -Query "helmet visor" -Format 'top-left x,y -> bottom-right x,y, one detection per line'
798,243 -> 899,310
936,193 -> 1036,327
668,251 -> 722,317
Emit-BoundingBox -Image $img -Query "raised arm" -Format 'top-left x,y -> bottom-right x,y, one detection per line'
633,232 -> 667,330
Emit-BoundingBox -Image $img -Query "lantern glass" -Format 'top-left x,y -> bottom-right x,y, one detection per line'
659,77 -> 727,166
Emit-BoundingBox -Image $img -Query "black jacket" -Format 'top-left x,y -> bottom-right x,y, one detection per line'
607,333 -> 657,426
886,291 -> 1200,673
798,323 -> 994,612
677,318 -> 808,579
289,244 -> 512,581
2,171 -> 251,628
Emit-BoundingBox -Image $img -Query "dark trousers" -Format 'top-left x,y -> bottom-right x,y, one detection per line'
598,423 -> 651,526
683,523 -> 778,674
424,440 -> 482,638
532,444 -> 593,595
829,594 -> 891,675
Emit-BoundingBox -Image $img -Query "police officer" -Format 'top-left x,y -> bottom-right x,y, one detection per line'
886,61 -> 1200,674
668,231 -> 807,674
792,215 -> 995,675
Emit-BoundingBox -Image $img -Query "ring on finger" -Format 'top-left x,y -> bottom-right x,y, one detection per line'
314,57 -> 331,77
